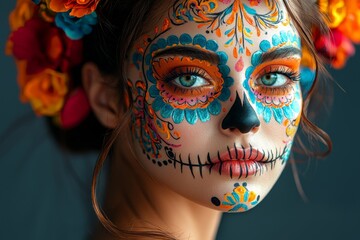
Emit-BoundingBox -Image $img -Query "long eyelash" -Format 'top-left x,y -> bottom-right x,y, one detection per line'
266,66 -> 301,82
163,67 -> 209,83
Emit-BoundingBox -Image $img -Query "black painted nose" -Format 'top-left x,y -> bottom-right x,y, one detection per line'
221,92 -> 260,134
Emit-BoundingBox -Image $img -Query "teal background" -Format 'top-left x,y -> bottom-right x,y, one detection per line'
1,2 -> 359,239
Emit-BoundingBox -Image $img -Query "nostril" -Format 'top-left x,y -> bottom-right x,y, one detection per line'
228,125 -> 259,134
252,126 -> 260,133
221,91 -> 260,134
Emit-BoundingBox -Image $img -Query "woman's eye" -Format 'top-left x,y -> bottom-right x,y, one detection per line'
259,73 -> 288,87
151,56 -> 225,110
172,74 -> 209,88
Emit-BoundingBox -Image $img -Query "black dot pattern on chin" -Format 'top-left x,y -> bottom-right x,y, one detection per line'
211,197 -> 221,207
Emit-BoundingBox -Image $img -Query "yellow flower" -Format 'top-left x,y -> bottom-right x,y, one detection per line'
24,69 -> 69,116
320,0 -> 360,43
319,0 -> 347,28
338,0 -> 360,43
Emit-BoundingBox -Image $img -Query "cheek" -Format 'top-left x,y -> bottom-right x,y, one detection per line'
252,84 -> 302,125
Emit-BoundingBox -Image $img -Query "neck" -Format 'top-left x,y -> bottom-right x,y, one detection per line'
100,140 -> 222,240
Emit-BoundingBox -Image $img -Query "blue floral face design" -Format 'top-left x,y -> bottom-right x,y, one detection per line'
126,0 -> 304,213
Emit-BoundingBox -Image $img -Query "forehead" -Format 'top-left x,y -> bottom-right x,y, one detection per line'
136,0 -> 301,66
145,0 -> 295,47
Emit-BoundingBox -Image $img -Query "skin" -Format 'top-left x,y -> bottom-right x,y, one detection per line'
88,0 -> 304,239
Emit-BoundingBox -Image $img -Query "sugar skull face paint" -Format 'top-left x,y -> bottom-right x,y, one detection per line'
127,0 -> 303,212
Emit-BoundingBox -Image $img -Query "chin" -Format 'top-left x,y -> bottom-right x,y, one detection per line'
137,145 -> 287,213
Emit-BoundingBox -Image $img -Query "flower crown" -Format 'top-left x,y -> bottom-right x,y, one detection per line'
6,0 -> 99,129
315,0 -> 360,69
6,0 -> 360,129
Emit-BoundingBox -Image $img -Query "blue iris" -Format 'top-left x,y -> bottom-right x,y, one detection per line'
260,73 -> 287,87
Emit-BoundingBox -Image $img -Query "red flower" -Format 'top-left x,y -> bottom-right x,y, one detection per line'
60,88 -> 91,128
9,17 -> 83,75
314,28 -> 355,69
49,0 -> 100,18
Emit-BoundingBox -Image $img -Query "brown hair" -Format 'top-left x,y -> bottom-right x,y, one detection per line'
45,0 -> 332,239
284,0 -> 332,159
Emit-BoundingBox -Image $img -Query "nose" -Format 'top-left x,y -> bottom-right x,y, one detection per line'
221,91 -> 260,134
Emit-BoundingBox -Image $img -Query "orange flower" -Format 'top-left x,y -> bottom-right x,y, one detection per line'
49,0 -> 100,18
24,69 -> 69,116
320,0 -> 360,43
8,0 -> 36,31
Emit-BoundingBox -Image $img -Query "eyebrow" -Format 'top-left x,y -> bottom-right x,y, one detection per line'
260,46 -> 302,63
152,46 -> 220,64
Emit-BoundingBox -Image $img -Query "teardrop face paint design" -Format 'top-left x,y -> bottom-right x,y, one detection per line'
127,0 -> 303,212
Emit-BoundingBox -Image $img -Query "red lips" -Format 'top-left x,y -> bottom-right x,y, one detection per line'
209,147 -> 268,178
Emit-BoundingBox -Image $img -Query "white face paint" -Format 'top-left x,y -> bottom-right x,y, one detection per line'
127,0 -> 302,212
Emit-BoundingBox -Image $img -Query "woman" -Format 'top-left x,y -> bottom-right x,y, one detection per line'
7,0 -> 356,239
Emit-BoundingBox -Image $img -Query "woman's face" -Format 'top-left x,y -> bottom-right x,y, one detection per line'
127,0 -> 302,212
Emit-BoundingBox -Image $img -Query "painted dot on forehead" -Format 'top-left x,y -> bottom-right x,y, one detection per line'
218,64 -> 230,76
259,40 -> 271,52
150,44 -> 160,53
217,51 -> 228,65
280,31 -> 288,42
272,34 -> 281,46
193,34 -> 207,47
180,33 -> 192,44
206,40 -> 218,52
157,38 -> 167,48
251,51 -> 262,66
167,35 -> 179,46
